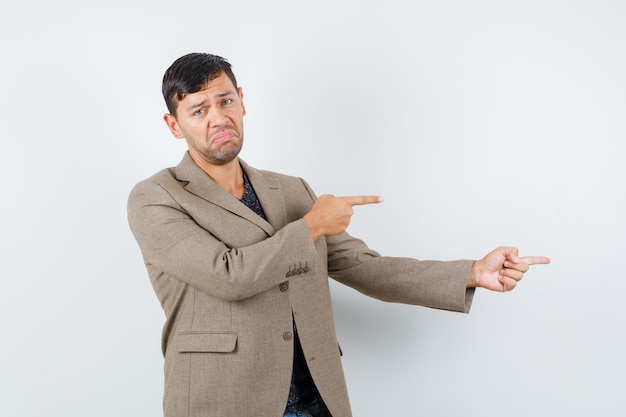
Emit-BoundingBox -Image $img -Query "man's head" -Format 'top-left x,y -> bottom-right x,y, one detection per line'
162,53 -> 246,169
162,53 -> 238,117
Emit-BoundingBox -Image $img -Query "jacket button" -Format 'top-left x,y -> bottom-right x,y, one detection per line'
283,331 -> 293,341
279,282 -> 289,292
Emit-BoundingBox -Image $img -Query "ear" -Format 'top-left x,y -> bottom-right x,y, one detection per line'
238,87 -> 246,116
163,113 -> 184,139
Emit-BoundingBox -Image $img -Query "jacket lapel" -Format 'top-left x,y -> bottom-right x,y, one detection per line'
240,160 -> 288,231
174,153 -> 279,236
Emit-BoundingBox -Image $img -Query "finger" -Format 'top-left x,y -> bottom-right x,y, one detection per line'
503,261 -> 529,273
499,276 -> 519,291
501,246 -> 520,263
518,256 -> 551,265
500,267 -> 524,281
342,195 -> 384,206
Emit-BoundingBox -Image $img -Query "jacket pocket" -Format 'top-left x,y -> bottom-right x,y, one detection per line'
177,331 -> 238,353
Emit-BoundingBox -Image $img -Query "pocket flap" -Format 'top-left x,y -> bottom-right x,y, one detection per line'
177,332 -> 237,353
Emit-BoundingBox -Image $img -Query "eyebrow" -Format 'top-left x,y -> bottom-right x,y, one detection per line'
186,91 -> 235,112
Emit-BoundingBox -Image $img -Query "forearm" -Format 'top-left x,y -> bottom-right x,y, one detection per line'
326,233 -> 475,312
150,220 -> 317,300
128,182 -> 319,301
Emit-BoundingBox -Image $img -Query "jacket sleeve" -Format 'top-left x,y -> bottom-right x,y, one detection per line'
324,228 -> 475,313
127,179 -> 319,301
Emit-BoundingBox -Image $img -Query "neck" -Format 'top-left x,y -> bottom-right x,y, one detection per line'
190,153 -> 244,199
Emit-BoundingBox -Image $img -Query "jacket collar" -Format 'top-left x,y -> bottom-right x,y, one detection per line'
174,152 -> 283,236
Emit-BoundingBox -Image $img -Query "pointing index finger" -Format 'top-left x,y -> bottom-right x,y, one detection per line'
519,256 -> 551,265
343,195 -> 384,206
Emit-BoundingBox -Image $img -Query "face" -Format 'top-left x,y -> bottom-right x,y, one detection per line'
164,72 -> 246,167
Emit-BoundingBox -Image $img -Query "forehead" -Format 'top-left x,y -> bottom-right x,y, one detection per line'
178,73 -> 238,109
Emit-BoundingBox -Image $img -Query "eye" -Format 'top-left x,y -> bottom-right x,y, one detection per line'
222,98 -> 233,105
193,109 -> 206,116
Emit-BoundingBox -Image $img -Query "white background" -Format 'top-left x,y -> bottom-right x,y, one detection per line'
1,1 -> 624,416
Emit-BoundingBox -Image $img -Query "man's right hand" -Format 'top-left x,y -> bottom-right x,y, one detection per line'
303,194 -> 383,241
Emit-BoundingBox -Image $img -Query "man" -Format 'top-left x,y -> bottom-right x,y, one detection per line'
127,52 -> 550,417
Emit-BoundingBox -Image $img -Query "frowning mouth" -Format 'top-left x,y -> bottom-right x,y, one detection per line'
211,130 -> 236,145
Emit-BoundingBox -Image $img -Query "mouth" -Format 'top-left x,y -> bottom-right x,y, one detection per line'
211,130 -> 236,145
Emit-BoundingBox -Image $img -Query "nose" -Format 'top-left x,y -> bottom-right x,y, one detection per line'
209,106 -> 230,127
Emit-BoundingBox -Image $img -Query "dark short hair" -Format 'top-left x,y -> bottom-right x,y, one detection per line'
162,53 -> 238,115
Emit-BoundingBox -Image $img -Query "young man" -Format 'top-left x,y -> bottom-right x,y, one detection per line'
127,52 -> 550,417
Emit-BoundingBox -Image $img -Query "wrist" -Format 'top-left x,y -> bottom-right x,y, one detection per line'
303,214 -> 323,241
467,261 -> 481,288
